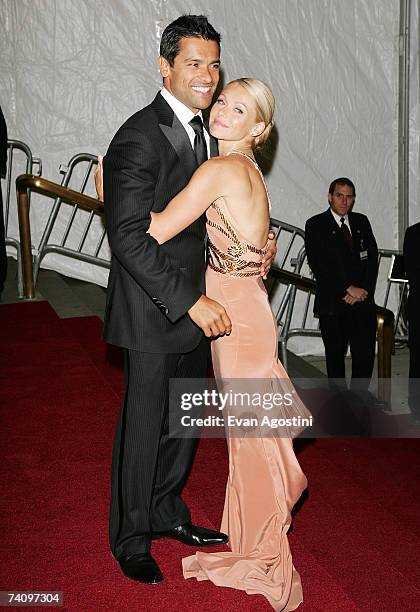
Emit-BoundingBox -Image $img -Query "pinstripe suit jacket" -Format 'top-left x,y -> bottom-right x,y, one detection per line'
103,92 -> 218,353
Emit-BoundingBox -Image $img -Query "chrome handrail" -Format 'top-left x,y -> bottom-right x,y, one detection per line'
15,173 -> 394,402
5,140 -> 41,296
33,152 -> 100,281
269,264 -> 394,401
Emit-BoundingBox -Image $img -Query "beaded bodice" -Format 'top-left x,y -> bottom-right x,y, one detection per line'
206,151 -> 270,277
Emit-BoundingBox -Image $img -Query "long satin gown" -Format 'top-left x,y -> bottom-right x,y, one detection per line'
182,153 -> 309,611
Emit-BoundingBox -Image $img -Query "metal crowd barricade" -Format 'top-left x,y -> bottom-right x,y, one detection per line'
268,264 -> 394,402
268,219 -> 309,338
377,248 -> 408,340
268,217 -> 319,368
16,175 -> 103,299
15,178 -> 394,400
4,140 -> 41,297
267,222 -> 400,396
32,153 -> 109,283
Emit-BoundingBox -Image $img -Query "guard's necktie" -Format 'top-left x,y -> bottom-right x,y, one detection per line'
340,217 -> 353,250
189,115 -> 208,166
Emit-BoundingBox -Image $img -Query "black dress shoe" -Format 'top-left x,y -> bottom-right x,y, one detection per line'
118,553 -> 163,584
155,521 -> 228,547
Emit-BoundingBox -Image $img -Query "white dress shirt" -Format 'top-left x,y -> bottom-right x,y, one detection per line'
330,208 -> 352,235
160,87 -> 211,157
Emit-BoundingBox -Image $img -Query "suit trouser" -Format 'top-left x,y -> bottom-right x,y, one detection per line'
408,312 -> 420,414
109,336 -> 209,559
0,186 -> 7,293
319,303 -> 376,389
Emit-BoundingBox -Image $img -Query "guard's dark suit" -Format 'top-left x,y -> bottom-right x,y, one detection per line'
305,209 -> 378,385
403,222 -> 420,414
0,106 -> 7,294
103,92 -> 217,559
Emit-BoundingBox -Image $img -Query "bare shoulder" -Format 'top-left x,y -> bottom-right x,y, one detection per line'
202,155 -> 246,172
186,156 -> 238,201
223,153 -> 253,172
193,156 -> 231,179
217,154 -> 253,186
193,155 -> 249,188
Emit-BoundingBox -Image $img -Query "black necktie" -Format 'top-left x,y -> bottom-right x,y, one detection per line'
340,217 -> 353,250
189,116 -> 208,165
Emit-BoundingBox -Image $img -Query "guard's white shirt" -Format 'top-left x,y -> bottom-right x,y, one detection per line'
330,208 -> 352,235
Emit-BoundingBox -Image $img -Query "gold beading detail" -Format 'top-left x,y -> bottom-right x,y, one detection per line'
206,201 -> 267,277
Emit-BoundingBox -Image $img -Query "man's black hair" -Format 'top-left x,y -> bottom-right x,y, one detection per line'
160,15 -> 221,66
329,177 -> 356,197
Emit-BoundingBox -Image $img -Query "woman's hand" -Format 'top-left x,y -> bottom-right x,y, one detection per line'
260,229 -> 277,279
147,211 -> 164,244
94,155 -> 104,202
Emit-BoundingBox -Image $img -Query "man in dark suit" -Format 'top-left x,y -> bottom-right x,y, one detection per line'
103,15 -> 275,585
403,222 -> 420,419
0,105 -> 7,296
305,177 -> 378,392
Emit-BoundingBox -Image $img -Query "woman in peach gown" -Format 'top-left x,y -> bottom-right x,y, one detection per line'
147,78 -> 309,611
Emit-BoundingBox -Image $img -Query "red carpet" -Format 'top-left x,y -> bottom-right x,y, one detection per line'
1,301 -> 419,611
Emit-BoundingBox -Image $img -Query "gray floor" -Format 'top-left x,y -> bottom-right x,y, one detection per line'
2,258 -> 106,319
305,346 -> 411,413
2,257 -> 411,412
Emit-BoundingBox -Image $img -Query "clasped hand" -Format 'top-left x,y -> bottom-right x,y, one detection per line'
342,285 -> 368,305
95,156 -> 104,202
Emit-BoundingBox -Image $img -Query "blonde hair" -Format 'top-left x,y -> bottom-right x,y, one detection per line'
228,78 -> 275,150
